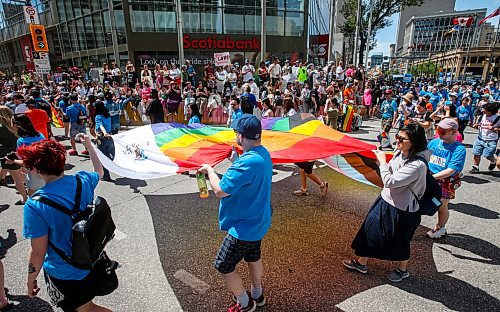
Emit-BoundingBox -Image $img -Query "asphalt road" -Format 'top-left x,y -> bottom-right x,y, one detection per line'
0,120 -> 498,312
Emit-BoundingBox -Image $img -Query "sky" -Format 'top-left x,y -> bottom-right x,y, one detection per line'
370,0 -> 500,56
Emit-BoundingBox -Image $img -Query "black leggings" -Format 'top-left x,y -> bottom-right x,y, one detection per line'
458,120 -> 468,138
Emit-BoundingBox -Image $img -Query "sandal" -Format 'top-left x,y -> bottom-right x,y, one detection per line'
293,189 -> 310,196
320,182 -> 329,196
14,199 -> 25,205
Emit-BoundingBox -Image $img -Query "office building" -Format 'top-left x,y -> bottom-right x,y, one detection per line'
0,0 -> 309,75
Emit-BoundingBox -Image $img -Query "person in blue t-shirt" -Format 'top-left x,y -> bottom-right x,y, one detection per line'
379,89 -> 398,131
57,93 -> 71,138
426,119 -> 466,239
104,92 -> 121,134
456,96 -> 473,139
187,103 -> 203,125
199,114 -> 272,311
65,94 -> 88,156
18,137 -> 110,312
94,101 -> 115,182
227,98 -> 244,128
428,87 -> 441,110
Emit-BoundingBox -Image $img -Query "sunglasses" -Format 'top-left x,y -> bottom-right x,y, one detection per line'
437,127 -> 453,135
395,134 -> 411,143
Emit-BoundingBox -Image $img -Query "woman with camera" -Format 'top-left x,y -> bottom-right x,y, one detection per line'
18,136 -> 112,312
342,123 -> 429,282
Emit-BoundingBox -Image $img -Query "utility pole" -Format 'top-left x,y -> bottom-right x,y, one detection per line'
353,0 -> 362,65
108,0 -> 120,67
261,0 -> 267,63
364,0 -> 373,68
327,0 -> 337,63
175,0 -> 185,65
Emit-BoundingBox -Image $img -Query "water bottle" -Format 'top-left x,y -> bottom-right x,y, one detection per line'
196,173 -> 209,198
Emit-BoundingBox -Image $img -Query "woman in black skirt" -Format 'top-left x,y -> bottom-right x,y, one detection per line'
342,123 -> 429,282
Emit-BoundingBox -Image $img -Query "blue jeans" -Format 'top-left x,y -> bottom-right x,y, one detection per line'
97,136 -> 115,179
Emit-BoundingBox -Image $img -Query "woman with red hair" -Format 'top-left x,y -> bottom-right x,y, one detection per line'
16,136 -> 111,312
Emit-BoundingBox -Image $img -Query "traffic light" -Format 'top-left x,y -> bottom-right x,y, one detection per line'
30,24 -> 48,52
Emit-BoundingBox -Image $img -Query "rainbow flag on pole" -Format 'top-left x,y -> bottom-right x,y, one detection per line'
50,106 -> 64,128
94,114 -> 385,187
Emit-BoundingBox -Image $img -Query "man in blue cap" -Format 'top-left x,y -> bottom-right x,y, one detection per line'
199,114 -> 272,312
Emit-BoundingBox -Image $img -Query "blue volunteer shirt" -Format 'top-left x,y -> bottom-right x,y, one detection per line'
219,145 -> 273,241
188,115 -> 201,124
428,93 -> 441,110
58,100 -> 69,114
427,138 -> 466,174
65,103 -> 87,124
230,108 -> 243,128
23,171 -> 99,280
457,105 -> 473,121
95,114 -> 111,133
380,99 -> 398,120
17,132 -> 45,149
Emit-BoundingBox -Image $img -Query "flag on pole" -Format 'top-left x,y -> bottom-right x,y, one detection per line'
479,7 -> 500,26
443,25 -> 460,37
453,17 -> 474,27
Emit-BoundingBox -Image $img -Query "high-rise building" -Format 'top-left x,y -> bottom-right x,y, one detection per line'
395,0 -> 455,55
0,0 -> 309,75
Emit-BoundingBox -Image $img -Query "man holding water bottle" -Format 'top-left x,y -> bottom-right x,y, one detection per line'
199,114 -> 272,312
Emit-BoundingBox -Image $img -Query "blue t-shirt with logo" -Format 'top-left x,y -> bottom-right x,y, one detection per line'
219,145 -> 272,241
95,114 -> 111,133
23,171 -> 99,280
380,99 -> 398,120
17,132 -> 45,149
428,93 -> 441,110
66,103 -> 87,124
427,138 -> 466,174
457,105 -> 473,121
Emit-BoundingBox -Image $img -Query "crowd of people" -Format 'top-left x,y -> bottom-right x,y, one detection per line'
0,57 -> 499,312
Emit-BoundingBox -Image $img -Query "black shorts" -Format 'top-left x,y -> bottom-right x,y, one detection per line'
63,116 -> 70,123
44,271 -> 95,312
295,161 -> 314,174
214,234 -> 262,274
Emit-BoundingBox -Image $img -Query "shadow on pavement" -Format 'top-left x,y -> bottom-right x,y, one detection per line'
0,229 -> 17,258
0,205 -> 10,214
113,177 -> 148,193
437,233 -> 500,265
5,293 -> 54,312
145,167 -> 500,311
449,202 -> 499,219
461,175 -> 490,184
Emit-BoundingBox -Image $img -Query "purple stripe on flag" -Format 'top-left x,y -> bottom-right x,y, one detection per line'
261,117 -> 281,130
151,123 -> 207,135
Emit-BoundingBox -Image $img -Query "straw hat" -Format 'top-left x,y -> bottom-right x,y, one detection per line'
402,93 -> 414,103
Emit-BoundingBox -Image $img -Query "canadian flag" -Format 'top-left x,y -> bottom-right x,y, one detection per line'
453,17 -> 474,27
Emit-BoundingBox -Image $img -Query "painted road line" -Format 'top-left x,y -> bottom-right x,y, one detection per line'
173,269 -> 210,294
114,229 -> 127,241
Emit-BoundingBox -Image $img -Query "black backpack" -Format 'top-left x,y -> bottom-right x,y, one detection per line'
31,176 -> 116,270
412,156 -> 442,216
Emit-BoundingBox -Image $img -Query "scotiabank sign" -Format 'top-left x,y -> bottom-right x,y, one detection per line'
183,35 -> 260,50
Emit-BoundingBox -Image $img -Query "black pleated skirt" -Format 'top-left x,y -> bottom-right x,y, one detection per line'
351,196 -> 421,261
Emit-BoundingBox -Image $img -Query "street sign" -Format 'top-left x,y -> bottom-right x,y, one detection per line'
33,51 -> 51,74
23,6 -> 40,24
403,73 -> 412,83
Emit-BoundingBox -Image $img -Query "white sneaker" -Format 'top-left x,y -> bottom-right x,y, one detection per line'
427,227 -> 447,239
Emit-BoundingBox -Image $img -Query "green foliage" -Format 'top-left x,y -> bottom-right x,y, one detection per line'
409,61 -> 438,76
340,0 -> 426,62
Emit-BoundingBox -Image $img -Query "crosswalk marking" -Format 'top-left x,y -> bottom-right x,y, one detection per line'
173,269 -> 210,294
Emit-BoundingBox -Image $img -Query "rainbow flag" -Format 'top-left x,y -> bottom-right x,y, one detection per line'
50,106 -> 64,128
93,114 -> 385,186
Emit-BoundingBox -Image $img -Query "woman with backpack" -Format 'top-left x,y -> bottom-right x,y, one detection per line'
342,123 -> 429,283
19,137 -> 113,312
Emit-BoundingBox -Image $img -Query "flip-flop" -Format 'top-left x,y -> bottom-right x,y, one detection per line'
14,200 -> 25,205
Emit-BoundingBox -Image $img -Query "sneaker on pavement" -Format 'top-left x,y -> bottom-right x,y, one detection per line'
342,259 -> 367,274
81,150 -> 89,155
469,166 -> 480,174
233,291 -> 266,308
488,162 -> 496,171
68,149 -> 78,156
227,298 -> 256,312
293,188 -> 310,196
426,227 -> 447,239
387,268 -> 409,282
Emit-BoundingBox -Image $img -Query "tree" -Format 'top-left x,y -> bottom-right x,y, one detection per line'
409,61 -> 437,77
340,0 -> 425,64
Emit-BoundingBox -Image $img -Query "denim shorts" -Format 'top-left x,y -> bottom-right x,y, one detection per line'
472,138 -> 498,158
214,234 -> 262,274
70,123 -> 87,138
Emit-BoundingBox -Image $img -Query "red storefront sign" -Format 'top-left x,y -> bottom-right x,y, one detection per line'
20,35 -> 35,71
183,35 -> 260,50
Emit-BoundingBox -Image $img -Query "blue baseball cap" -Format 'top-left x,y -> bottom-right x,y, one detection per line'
235,114 -> 262,140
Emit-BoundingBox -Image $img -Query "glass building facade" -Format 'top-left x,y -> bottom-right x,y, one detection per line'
0,0 -> 308,74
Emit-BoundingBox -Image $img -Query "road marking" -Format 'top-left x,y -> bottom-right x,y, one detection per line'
114,229 -> 127,241
173,269 -> 210,294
